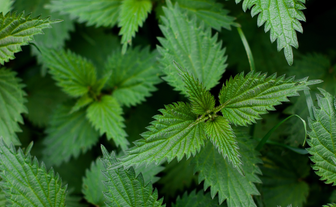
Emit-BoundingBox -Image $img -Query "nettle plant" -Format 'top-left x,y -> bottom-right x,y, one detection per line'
0,0 -> 336,206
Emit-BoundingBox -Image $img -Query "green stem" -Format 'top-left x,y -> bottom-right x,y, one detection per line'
237,27 -> 255,72
213,100 -> 229,114
262,140 -> 308,155
255,114 -> 307,151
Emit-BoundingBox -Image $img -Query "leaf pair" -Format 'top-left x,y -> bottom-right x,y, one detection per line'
175,63 -> 242,171
113,65 -> 318,175
40,46 -> 161,165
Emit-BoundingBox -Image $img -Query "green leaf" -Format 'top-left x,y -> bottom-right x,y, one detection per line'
101,147 -> 165,207
173,190 -> 222,207
67,27 -> 119,72
0,185 -> 6,206
324,204 -> 336,207
259,148 -> 310,207
175,0 -> 236,31
205,116 -> 242,173
86,95 -> 128,150
219,71 -> 320,126
40,48 -> 97,98
134,162 -> 164,185
330,190 -> 336,203
118,0 -> 152,53
65,191 -> 86,207
24,69 -> 68,127
14,0 -> 75,49
52,152 -> 93,194
0,140 -> 67,206
47,0 -> 122,27
286,53 -> 335,94
158,0 -> 227,93
283,95 -> 311,146
70,94 -> 93,114
83,159 -> 108,206
192,131 -> 262,206
42,102 -> 100,166
115,102 -> 207,169
0,68 -> 27,146
307,88 -> 336,185
125,104 -> 158,145
83,156 -> 163,206
0,12 -> 57,64
0,0 -> 14,14
284,53 -> 336,146
235,0 -> 306,65
173,61 -> 215,115
105,47 -> 161,107
219,14 -> 288,74
158,157 -> 197,199
34,13 -> 74,49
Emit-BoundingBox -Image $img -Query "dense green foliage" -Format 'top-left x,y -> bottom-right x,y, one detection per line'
0,0 -> 335,206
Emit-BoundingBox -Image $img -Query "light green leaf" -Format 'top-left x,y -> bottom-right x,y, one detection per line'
101,147 -> 165,207
219,71 -> 320,126
0,68 -> 27,146
192,131 -> 262,206
86,95 -> 128,150
83,158 -> 108,206
235,0 -> 306,65
47,0 -> 122,27
42,102 -> 100,166
173,61 -> 215,115
0,12 -> 57,64
70,94 -> 93,114
0,140 -> 67,206
158,0 -> 227,93
176,0 -> 236,31
114,102 -> 207,169
92,70 -> 112,95
0,0 -> 14,14
173,190 -> 222,207
40,48 -> 97,98
24,69 -> 68,127
118,0 -> 152,53
105,47 -> 161,107
259,148 -> 310,207
205,116 -> 242,173
307,88 -> 336,185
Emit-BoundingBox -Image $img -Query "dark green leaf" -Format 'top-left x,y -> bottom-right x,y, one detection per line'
0,68 -> 27,145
